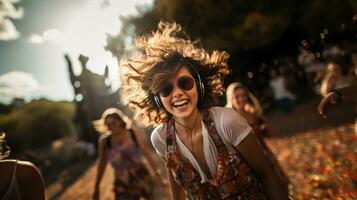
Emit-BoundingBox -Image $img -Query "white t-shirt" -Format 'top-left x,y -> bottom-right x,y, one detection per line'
151,106 -> 252,183
269,76 -> 295,100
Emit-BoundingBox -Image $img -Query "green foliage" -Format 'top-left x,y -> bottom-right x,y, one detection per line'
110,0 -> 354,53
298,0 -> 355,36
105,0 -> 355,90
0,100 -> 75,154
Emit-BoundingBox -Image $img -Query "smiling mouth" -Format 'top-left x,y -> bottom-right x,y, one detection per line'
172,99 -> 189,108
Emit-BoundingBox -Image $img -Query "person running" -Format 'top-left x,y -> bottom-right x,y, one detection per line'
92,108 -> 166,200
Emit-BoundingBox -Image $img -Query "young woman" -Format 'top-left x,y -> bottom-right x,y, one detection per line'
0,133 -> 46,200
122,21 -> 289,199
318,56 -> 357,133
226,82 -> 290,193
226,82 -> 272,138
92,108 -> 166,200
320,59 -> 350,97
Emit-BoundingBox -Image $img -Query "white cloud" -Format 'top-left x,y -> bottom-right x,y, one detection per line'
0,71 -> 39,98
0,18 -> 19,40
28,34 -> 44,44
0,0 -> 24,40
29,29 -> 68,49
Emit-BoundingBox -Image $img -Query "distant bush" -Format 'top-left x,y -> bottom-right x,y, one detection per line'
0,100 -> 75,154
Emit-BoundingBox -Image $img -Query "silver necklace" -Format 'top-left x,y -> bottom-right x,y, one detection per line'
175,111 -> 200,157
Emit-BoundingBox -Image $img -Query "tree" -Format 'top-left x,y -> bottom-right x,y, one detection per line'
106,0 -> 356,96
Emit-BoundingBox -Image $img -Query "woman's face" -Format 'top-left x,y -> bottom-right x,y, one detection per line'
327,63 -> 342,75
104,116 -> 123,134
158,66 -> 198,120
232,87 -> 248,110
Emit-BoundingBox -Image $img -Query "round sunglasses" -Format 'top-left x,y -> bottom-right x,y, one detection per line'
158,76 -> 195,97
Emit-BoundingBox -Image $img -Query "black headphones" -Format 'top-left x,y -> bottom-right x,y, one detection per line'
154,67 -> 205,110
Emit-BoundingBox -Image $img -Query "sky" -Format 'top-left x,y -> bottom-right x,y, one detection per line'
0,0 -> 152,104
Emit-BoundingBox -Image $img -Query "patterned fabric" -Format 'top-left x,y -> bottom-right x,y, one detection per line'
113,165 -> 153,200
106,134 -> 154,199
165,109 -> 268,200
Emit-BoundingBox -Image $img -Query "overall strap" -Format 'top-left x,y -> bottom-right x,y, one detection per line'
128,129 -> 139,147
165,118 -> 202,189
200,109 -> 229,154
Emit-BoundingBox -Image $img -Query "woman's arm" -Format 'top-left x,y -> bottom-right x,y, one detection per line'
132,127 -> 167,187
93,136 -> 108,200
318,84 -> 357,116
236,132 -> 289,200
18,161 -> 46,200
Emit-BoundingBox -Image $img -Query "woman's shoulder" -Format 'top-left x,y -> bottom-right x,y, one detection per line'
17,161 -> 43,180
208,106 -> 250,130
209,106 -> 243,119
151,123 -> 166,142
209,107 -> 252,147
150,123 -> 167,157
0,160 -> 42,181
98,133 -> 111,141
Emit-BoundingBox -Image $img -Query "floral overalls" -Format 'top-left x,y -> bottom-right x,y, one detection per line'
165,109 -> 268,200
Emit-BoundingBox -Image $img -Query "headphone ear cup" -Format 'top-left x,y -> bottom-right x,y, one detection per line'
195,71 -> 205,103
154,95 -> 163,109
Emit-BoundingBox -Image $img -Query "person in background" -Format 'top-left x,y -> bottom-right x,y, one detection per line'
121,21 -> 290,200
349,48 -> 357,79
0,132 -> 46,200
318,54 -> 357,133
226,82 -> 290,194
269,68 -> 295,113
226,82 -> 272,138
92,108 -> 166,200
320,59 -> 350,97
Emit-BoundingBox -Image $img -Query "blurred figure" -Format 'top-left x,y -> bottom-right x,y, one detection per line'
297,49 -> 314,68
348,48 -> 357,80
318,55 -> 357,132
226,82 -> 272,138
92,108 -> 166,200
322,45 -> 344,60
0,133 -> 46,200
269,68 -> 295,113
320,59 -> 350,97
226,82 -> 290,193
305,58 -> 326,94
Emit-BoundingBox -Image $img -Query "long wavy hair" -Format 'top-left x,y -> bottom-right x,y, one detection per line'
92,108 -> 133,134
121,21 -> 231,126
226,82 -> 263,117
